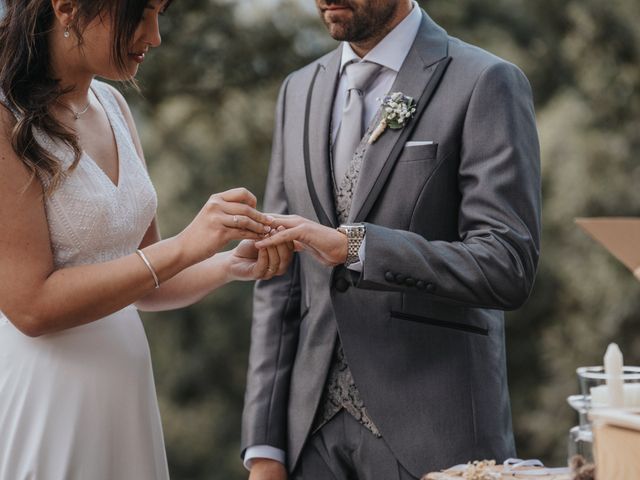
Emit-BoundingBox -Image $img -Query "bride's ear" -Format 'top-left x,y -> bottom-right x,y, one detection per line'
50,0 -> 78,30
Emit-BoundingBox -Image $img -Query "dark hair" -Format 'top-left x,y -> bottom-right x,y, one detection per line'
0,0 -> 158,193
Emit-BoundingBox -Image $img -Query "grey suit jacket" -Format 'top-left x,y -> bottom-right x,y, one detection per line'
241,10 -> 540,477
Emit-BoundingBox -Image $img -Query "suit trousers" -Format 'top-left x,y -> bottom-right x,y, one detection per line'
292,411 -> 418,480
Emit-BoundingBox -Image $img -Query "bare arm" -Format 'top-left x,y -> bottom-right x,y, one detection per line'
135,237 -> 292,312
0,105 -> 272,337
106,85 -> 292,312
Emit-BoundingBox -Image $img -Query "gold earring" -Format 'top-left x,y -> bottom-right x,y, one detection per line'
64,26 -> 70,38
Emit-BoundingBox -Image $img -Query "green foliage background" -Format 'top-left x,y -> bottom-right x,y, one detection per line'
123,1 -> 640,478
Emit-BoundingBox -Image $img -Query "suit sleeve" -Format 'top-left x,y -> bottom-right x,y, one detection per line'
357,61 -> 541,311
241,76 -> 302,457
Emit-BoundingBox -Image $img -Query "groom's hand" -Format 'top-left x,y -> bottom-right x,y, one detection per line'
248,458 -> 288,480
255,215 -> 348,267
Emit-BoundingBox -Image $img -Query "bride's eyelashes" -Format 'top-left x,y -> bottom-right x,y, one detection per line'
150,0 -> 172,15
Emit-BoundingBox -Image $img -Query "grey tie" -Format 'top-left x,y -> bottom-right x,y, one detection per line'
333,61 -> 383,185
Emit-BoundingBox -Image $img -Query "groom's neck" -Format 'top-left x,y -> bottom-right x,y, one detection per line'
349,2 -> 413,58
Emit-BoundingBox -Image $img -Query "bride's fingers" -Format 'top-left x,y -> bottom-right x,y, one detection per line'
254,245 -> 270,278
264,245 -> 281,280
219,187 -> 258,208
222,214 -> 272,236
221,202 -> 274,228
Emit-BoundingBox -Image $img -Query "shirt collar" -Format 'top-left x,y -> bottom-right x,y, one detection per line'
339,1 -> 423,74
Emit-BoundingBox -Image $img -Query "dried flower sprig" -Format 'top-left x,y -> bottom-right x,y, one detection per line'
462,460 -> 501,480
368,92 -> 417,144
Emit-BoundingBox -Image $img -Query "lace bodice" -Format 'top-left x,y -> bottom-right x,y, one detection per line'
1,81 -> 157,268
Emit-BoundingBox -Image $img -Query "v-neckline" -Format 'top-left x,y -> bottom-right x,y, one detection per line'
82,84 -> 122,189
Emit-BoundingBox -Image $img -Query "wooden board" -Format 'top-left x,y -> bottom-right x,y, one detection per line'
594,422 -> 640,479
592,409 -> 640,479
575,217 -> 640,279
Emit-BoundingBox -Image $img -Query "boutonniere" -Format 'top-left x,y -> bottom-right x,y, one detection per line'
368,92 -> 417,144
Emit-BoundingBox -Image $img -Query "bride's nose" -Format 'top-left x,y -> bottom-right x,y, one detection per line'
140,15 -> 162,48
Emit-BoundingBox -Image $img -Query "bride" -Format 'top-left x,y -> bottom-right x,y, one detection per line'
0,0 -> 291,478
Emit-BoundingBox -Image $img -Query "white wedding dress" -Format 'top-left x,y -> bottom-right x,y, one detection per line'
0,81 -> 170,480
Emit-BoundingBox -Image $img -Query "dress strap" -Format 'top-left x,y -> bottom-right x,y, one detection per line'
90,81 -> 138,151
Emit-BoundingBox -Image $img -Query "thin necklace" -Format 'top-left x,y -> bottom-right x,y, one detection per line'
57,95 -> 92,120
71,100 -> 91,120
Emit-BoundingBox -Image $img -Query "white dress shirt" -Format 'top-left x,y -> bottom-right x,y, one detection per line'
243,2 -> 423,470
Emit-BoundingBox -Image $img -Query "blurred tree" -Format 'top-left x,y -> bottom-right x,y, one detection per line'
122,0 -> 640,477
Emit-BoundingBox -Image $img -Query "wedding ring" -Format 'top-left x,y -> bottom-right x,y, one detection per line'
266,267 -> 274,273
233,215 -> 238,227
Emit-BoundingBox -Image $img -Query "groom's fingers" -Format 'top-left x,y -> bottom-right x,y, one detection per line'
268,214 -> 307,229
255,225 -> 306,249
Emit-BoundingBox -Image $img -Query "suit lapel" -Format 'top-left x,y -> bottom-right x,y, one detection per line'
303,46 -> 342,227
349,11 -> 451,223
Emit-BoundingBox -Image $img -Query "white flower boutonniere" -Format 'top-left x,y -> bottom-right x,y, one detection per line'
368,92 -> 417,144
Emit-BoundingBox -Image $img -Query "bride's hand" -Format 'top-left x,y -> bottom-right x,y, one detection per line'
227,227 -> 294,282
176,188 -> 274,265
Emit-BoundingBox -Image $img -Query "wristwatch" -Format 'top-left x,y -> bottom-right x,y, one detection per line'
337,223 -> 366,266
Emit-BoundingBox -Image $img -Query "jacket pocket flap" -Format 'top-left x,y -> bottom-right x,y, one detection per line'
400,143 -> 438,162
390,310 -> 489,336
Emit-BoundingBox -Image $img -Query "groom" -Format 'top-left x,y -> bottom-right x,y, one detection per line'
242,1 -> 540,478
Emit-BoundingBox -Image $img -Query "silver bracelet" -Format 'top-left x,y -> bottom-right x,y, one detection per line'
136,249 -> 160,289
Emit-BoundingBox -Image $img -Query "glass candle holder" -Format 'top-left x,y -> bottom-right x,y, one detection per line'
577,366 -> 640,410
567,365 -> 640,464
567,425 -> 593,462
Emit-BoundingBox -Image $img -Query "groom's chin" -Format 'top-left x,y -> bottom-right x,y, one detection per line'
323,20 -> 357,42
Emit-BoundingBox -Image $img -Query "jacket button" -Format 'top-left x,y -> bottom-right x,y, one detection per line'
395,274 -> 405,284
384,271 -> 395,283
334,277 -> 350,293
426,283 -> 436,293
416,281 -> 426,290
405,278 -> 416,287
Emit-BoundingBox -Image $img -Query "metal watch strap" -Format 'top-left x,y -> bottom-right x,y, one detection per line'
338,223 -> 366,266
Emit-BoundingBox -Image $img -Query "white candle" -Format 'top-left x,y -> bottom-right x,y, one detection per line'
590,384 -> 640,408
604,343 -> 624,408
